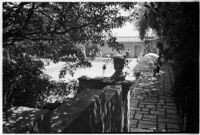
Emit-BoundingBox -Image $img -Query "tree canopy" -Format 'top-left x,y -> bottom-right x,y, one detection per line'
3,2 -> 136,73
3,2 -> 136,108
135,2 -> 199,62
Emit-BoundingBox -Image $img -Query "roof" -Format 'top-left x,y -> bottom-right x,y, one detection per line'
116,36 -> 144,43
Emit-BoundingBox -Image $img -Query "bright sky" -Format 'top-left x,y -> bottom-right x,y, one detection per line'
112,22 -> 139,37
111,4 -> 156,38
111,7 -> 139,37
112,21 -> 156,38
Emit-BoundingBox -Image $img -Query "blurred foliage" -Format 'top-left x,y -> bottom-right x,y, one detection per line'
136,2 -> 198,62
3,2 -> 136,109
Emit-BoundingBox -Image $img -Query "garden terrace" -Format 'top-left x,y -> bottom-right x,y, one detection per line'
3,76 -> 134,133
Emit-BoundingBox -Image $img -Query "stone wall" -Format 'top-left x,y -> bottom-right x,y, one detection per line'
3,76 -> 134,133
77,76 -> 133,132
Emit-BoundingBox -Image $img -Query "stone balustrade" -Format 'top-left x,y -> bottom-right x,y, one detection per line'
3,76 -> 134,133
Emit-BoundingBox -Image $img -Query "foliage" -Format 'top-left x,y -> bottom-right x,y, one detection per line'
3,2 -> 136,108
3,2 -> 133,63
36,80 -> 79,107
136,2 -> 198,62
3,55 -> 78,108
3,55 -> 46,108
135,2 -> 199,132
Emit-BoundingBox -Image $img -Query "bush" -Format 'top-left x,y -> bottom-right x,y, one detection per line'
3,56 -> 45,109
3,55 -> 78,110
36,80 -> 79,108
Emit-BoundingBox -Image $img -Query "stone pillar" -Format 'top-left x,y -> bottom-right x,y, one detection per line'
77,76 -> 113,94
77,75 -> 133,132
116,81 -> 132,132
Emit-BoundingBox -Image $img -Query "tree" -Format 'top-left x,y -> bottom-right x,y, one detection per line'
3,2 -> 136,108
135,2 -> 199,132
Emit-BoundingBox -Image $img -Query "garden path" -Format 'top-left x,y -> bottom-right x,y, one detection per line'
129,64 -> 182,132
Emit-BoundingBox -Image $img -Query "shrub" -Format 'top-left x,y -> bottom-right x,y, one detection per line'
36,80 -> 79,108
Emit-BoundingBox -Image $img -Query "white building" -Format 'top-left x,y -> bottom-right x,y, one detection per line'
98,36 -> 145,58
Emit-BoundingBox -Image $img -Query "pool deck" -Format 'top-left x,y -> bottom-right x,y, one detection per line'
43,58 -> 138,82
129,63 -> 183,132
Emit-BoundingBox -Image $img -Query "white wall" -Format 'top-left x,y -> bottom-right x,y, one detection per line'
98,42 -> 145,58
76,41 -> 146,58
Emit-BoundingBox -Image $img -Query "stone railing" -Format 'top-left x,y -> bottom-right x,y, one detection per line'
77,76 -> 133,132
4,54 -> 135,133
3,76 -> 134,133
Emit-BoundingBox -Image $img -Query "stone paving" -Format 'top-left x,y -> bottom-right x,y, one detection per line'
129,64 -> 182,132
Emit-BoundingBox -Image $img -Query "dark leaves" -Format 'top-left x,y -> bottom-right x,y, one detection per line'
3,2 -> 134,108
107,36 -> 124,52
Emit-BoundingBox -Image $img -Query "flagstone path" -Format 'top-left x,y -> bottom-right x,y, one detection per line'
129,64 -> 183,132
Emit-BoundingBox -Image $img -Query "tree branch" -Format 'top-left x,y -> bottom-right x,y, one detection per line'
54,23 -> 93,34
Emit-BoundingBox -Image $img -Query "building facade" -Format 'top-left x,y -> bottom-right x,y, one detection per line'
77,36 -> 161,58
98,36 -> 145,58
